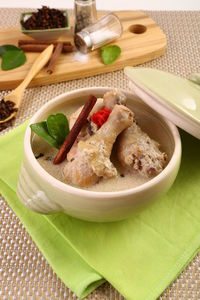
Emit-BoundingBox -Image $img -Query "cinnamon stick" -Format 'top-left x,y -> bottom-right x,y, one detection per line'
18,39 -> 72,46
46,42 -> 63,74
53,95 -> 97,164
19,44 -> 74,53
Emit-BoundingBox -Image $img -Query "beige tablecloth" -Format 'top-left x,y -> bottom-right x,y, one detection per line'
0,8 -> 200,299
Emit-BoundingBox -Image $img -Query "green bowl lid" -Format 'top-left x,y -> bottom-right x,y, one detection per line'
124,67 -> 200,139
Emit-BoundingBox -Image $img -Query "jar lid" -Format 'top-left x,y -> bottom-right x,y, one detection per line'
124,67 -> 200,139
74,31 -> 92,53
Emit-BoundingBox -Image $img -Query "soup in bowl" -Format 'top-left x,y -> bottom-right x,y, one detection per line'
17,87 -> 181,222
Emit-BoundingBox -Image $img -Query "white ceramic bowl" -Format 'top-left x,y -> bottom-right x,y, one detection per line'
17,87 -> 181,222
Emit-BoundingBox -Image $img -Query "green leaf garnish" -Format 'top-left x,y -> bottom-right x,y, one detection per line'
30,121 -> 59,149
0,45 -> 21,57
47,113 -> 69,145
1,49 -> 26,70
101,45 -> 121,65
30,113 -> 69,149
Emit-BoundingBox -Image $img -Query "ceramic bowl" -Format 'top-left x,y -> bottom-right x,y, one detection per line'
20,10 -> 71,40
17,87 -> 181,222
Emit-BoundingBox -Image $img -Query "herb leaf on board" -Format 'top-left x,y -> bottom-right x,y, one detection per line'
1,49 -> 26,70
47,113 -> 69,145
0,45 -> 21,57
101,45 -> 121,65
30,121 -> 59,149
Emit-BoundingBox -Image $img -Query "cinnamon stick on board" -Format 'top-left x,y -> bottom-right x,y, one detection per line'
53,95 -> 97,165
18,39 -> 72,46
46,42 -> 63,74
19,44 -> 73,53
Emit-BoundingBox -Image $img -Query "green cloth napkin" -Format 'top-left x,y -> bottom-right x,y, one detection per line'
1,123 -> 200,300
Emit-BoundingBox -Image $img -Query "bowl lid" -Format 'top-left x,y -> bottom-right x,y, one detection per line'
124,67 -> 200,139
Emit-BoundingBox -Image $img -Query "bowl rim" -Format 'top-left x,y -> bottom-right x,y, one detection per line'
20,10 -> 70,32
24,87 -> 182,199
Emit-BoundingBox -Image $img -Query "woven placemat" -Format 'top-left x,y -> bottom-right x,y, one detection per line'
0,8 -> 200,299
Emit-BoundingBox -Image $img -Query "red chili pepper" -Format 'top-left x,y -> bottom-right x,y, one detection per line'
91,107 -> 111,127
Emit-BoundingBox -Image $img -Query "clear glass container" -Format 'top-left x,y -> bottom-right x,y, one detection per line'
74,13 -> 123,53
74,0 -> 97,34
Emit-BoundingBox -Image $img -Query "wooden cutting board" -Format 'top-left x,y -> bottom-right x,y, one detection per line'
0,11 -> 167,90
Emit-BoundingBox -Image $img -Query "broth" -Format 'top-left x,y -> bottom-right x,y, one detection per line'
32,97 -> 171,192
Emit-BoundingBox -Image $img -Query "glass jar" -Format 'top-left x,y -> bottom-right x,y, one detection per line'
74,0 -> 97,34
74,13 -> 123,53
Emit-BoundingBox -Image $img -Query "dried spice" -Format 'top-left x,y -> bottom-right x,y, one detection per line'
18,40 -> 72,46
53,95 -> 97,164
0,97 -> 18,132
0,118 -> 15,132
21,6 -> 67,30
46,42 -> 63,74
19,44 -> 73,54
0,99 -> 18,121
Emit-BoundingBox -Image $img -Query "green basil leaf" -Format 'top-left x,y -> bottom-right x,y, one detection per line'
30,122 -> 59,149
101,45 -> 121,65
1,49 -> 26,70
0,45 -> 21,57
47,113 -> 69,145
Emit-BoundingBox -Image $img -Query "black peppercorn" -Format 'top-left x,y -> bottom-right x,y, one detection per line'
0,99 -> 18,122
21,6 -> 66,30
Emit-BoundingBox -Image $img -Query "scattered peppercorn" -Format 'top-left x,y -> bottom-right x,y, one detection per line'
21,6 -> 66,30
0,118 -> 15,132
0,99 -> 18,121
